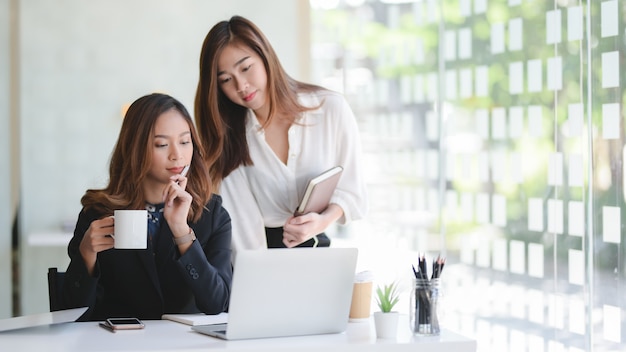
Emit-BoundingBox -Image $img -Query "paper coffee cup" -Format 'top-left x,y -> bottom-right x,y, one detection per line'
349,271 -> 374,321
113,210 -> 148,249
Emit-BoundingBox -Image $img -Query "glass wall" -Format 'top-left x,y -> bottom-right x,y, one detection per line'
310,0 -> 625,350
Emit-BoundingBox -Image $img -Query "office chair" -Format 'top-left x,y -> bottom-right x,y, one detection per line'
47,267 -> 66,312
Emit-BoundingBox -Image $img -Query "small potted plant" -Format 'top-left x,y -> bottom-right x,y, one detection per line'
373,281 -> 400,338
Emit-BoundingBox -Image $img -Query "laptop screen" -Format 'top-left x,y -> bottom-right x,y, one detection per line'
195,248 -> 358,340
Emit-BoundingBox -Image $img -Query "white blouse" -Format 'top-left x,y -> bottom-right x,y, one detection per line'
219,90 -> 369,255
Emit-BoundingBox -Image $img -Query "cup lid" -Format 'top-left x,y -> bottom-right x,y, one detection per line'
354,270 -> 374,282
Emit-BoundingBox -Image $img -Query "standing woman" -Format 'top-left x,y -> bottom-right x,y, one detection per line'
195,16 -> 368,253
63,93 -> 232,321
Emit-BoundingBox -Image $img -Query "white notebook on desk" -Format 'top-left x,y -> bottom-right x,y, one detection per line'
192,248 -> 358,340
162,312 -> 228,326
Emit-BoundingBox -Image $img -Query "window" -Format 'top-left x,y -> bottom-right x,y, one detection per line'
311,1 -> 625,350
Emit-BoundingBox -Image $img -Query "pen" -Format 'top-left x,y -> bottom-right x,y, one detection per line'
99,322 -> 116,333
419,254 -> 428,280
176,165 -> 190,185
180,164 -> 190,177
430,256 -> 438,279
412,254 -> 446,281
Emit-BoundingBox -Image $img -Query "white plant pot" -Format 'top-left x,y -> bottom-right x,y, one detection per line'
373,311 -> 399,339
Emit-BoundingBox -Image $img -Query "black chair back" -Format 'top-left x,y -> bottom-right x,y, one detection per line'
47,267 -> 66,312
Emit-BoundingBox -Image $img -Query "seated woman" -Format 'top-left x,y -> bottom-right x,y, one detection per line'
62,93 -> 232,321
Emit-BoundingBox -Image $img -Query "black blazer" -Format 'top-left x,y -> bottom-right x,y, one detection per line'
62,194 -> 232,321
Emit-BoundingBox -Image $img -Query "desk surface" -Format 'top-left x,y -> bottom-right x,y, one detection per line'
0,315 -> 475,352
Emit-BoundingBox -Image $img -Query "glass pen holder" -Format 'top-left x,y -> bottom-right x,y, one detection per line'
409,278 -> 440,336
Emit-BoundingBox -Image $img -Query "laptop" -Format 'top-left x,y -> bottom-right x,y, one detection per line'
192,247 -> 358,340
0,307 -> 88,332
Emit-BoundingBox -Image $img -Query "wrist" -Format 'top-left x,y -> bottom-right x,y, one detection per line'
321,204 -> 343,222
171,223 -> 190,237
172,227 -> 196,245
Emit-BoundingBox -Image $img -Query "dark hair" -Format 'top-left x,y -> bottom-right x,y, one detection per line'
81,93 -> 212,223
195,15 -> 324,183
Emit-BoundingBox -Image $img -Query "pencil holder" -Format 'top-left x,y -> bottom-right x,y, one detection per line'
409,278 -> 440,336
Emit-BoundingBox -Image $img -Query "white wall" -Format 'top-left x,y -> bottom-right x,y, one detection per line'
4,0 -> 309,317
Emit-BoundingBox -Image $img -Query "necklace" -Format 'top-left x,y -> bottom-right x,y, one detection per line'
146,203 -> 165,253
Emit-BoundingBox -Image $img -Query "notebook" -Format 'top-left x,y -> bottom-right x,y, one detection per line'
294,166 -> 343,216
0,307 -> 88,332
162,312 -> 228,326
192,247 -> 358,340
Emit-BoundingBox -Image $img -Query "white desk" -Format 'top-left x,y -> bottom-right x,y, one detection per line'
0,315 -> 475,352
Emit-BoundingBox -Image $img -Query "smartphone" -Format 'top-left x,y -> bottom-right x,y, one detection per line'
104,317 -> 145,330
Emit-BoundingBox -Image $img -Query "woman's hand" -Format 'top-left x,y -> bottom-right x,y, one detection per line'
162,173 -> 193,238
282,204 -> 343,247
79,216 -> 114,275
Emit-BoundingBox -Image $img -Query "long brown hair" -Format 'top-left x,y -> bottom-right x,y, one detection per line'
81,93 -> 212,223
195,15 -> 324,183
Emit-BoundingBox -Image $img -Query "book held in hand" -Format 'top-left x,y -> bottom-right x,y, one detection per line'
294,166 -> 343,216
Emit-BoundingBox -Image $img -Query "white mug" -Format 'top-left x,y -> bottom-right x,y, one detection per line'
113,210 -> 148,249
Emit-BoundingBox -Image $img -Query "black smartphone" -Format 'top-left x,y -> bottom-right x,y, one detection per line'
104,317 -> 145,330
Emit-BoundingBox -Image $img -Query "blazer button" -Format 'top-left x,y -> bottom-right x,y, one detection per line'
186,264 -> 193,270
